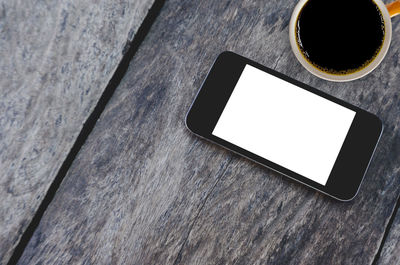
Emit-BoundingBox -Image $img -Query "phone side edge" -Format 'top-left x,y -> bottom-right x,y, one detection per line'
338,113 -> 384,201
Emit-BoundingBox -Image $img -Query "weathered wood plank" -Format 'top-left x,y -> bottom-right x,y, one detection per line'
0,0 -> 155,263
18,0 -> 400,264
174,4 -> 400,264
377,204 -> 400,265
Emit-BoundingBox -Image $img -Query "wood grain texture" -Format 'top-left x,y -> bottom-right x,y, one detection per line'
0,0 -> 154,263
377,205 -> 400,265
18,0 -> 400,264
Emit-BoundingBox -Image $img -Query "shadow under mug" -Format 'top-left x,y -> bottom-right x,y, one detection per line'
289,0 -> 400,82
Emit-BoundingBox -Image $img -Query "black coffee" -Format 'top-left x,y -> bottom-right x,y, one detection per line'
296,0 -> 385,75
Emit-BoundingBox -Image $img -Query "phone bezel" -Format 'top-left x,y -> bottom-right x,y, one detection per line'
185,51 -> 383,201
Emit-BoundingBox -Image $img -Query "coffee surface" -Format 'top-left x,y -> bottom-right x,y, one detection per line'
296,0 -> 385,75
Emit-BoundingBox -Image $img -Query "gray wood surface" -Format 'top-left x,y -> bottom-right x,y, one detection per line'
0,0 -> 155,263
16,0 -> 400,264
377,207 -> 400,265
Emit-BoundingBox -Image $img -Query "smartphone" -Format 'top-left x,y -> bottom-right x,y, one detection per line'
185,51 -> 383,201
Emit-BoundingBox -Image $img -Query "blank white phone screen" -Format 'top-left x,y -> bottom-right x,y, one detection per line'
212,65 -> 355,185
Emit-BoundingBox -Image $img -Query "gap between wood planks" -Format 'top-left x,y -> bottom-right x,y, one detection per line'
372,192 -> 400,265
6,1 -> 165,264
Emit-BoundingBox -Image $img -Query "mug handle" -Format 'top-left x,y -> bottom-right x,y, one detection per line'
387,0 -> 400,17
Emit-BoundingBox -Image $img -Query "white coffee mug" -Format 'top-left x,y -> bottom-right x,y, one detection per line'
289,0 -> 400,82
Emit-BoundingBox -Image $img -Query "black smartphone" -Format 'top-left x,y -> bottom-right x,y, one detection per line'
186,51 -> 383,201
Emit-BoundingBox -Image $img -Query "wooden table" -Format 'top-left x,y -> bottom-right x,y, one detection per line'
1,0 -> 399,264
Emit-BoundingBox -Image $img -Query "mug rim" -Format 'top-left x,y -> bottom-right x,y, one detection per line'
289,0 -> 392,82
